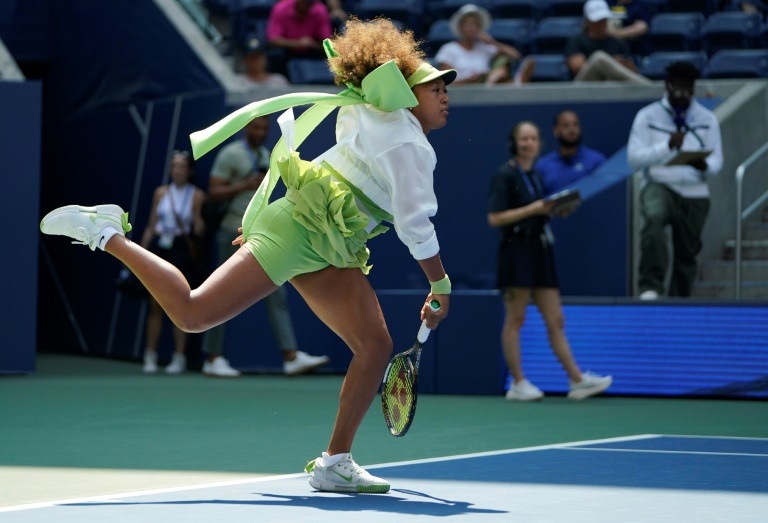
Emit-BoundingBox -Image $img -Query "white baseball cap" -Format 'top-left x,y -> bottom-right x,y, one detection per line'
583,0 -> 615,22
450,3 -> 492,37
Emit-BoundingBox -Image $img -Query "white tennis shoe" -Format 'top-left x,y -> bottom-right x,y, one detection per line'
40,204 -> 131,251
568,371 -> 613,400
305,452 -> 390,493
505,379 -> 544,401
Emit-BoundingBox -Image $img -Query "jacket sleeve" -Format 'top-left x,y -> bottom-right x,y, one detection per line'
627,107 -> 677,171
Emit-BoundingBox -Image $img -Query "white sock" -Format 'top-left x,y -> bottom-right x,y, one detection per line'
320,452 -> 346,467
98,226 -> 120,251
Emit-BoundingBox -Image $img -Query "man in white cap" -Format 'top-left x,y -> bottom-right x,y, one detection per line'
564,0 -> 651,84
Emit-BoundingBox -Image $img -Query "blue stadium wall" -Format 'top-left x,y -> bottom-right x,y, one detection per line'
2,2 -> 765,398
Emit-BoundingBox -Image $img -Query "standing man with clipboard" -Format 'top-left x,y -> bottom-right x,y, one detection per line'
628,61 -> 723,299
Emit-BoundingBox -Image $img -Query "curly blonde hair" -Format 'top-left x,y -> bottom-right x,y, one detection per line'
327,17 -> 425,88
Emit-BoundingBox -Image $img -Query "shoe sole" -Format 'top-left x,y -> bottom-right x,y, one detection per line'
284,356 -> 330,377
203,371 -> 241,378
568,379 -> 613,401
505,393 -> 544,402
309,476 -> 390,494
41,204 -> 125,230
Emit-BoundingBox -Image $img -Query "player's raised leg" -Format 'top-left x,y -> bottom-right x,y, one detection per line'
40,204 -> 278,333
291,266 -> 392,493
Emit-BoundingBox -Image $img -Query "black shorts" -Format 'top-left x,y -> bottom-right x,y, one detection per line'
496,234 -> 559,289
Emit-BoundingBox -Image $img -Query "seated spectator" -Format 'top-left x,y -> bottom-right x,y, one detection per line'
435,3 -> 534,86
565,0 -> 652,84
237,36 -> 290,88
266,0 -> 333,77
535,109 -> 606,194
607,0 -> 652,57
324,0 -> 349,32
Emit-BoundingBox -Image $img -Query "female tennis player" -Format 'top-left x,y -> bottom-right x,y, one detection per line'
40,18 -> 453,494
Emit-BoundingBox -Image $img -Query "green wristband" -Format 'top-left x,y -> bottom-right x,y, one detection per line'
430,274 -> 451,295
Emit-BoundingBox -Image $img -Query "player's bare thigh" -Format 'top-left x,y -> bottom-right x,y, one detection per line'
290,266 -> 392,356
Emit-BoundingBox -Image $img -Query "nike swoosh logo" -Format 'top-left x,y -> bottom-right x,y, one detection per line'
98,235 -> 106,249
333,471 -> 353,482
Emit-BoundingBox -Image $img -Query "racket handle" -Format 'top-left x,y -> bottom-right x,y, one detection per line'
417,300 -> 441,344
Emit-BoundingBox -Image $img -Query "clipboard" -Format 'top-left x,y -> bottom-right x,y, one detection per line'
545,188 -> 582,213
665,150 -> 711,166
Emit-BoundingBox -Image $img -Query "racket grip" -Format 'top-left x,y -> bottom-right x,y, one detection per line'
417,300 -> 441,344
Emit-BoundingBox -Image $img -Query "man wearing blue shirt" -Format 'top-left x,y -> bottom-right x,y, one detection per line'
535,109 -> 607,195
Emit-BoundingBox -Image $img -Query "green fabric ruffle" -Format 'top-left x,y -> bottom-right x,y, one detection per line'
271,152 -> 388,274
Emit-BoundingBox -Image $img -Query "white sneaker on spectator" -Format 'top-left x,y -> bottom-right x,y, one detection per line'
143,351 -> 157,374
568,371 -> 613,400
505,379 -> 544,401
639,290 -> 659,300
165,353 -> 186,375
203,356 -> 241,378
283,351 -> 330,376
305,452 -> 390,493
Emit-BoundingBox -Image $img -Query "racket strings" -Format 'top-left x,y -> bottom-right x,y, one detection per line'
382,357 -> 416,435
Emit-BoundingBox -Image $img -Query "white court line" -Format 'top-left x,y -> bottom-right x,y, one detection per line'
5,433 -> 757,514
561,447 -> 768,458
656,434 -> 768,442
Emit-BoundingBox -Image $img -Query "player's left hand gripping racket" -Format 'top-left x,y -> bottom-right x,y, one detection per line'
381,300 -> 441,437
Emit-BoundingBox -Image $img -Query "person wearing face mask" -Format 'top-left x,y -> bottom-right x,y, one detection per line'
627,61 -> 723,299
487,121 -> 613,402
535,109 -> 607,195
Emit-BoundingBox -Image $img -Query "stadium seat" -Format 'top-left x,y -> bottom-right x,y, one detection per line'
665,0 -> 719,16
702,12 -> 765,57
526,54 -> 571,82
543,0 -> 587,18
229,0 -> 275,54
639,51 -> 708,80
286,58 -> 336,85
355,0 -> 425,37
531,16 -> 582,55
423,19 -> 455,57
704,49 -> 768,79
488,0 -> 542,21
648,13 -> 705,52
488,18 -> 535,54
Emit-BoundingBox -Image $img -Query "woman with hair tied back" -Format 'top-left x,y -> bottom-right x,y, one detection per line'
41,18 -> 454,494
487,121 -> 612,402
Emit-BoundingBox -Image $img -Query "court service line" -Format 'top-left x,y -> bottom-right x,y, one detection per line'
560,447 -> 768,458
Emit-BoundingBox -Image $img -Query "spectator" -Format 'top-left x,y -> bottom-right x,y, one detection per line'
237,36 -> 290,89
607,0 -> 652,57
140,151 -> 207,375
535,109 -> 607,195
435,3 -> 534,86
487,121 -> 613,402
627,61 -> 723,299
565,0 -> 652,84
324,0 -> 348,32
266,0 -> 333,78
201,116 -> 330,377
731,0 -> 768,16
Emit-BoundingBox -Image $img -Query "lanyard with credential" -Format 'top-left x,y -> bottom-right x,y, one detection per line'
515,163 -> 554,245
658,101 -> 705,148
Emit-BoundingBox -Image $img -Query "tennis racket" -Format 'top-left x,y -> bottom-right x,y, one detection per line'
381,299 -> 441,437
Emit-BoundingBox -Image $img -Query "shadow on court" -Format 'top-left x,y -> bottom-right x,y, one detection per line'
63,489 -> 507,517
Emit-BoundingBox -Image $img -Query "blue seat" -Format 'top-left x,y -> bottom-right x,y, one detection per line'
355,0 -> 425,37
488,18 -> 535,54
488,0 -> 543,21
665,0 -> 719,16
704,49 -> 768,79
531,16 -> 582,55
286,59 -> 336,85
649,13 -> 705,52
526,54 -> 571,82
424,19 -> 455,56
702,12 -> 765,57
639,51 -> 708,80
543,0 -> 587,18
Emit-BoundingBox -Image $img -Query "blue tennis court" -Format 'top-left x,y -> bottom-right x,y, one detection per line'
3,435 -> 766,522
